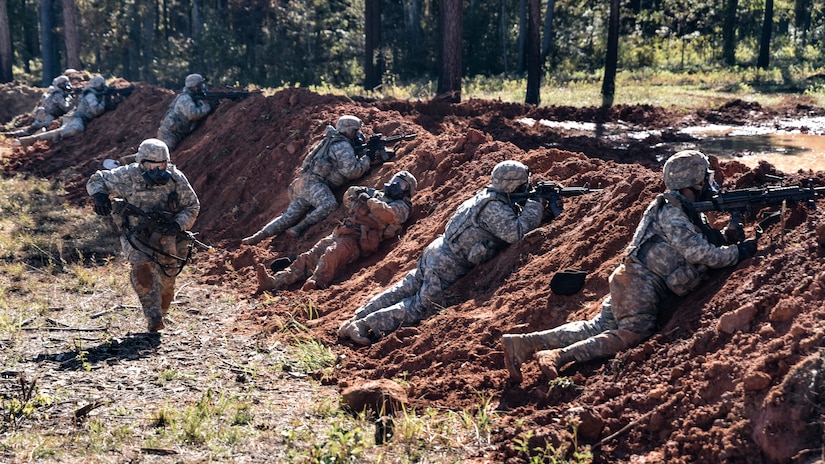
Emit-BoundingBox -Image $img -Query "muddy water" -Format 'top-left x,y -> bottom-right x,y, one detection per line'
679,125 -> 825,173
519,118 -> 825,174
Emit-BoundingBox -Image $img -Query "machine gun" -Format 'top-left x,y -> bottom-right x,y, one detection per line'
193,89 -> 263,103
508,180 -> 603,219
75,85 -> 136,98
112,199 -> 213,253
691,182 -> 825,236
355,133 -> 418,163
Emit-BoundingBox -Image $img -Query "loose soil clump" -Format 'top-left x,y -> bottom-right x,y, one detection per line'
2,83 -> 824,463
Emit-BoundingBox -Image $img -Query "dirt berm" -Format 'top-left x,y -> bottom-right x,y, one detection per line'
3,83 -> 824,463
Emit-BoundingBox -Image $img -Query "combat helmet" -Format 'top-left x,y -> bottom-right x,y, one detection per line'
135,138 -> 171,164
52,75 -> 71,92
491,160 -> 530,193
89,75 -> 106,90
335,115 -> 362,137
663,150 -> 710,190
388,170 -> 418,197
185,73 -> 206,89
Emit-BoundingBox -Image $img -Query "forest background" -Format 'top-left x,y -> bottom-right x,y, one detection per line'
1,0 -> 825,105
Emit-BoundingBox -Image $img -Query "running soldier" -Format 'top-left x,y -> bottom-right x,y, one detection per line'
255,171 -> 417,292
16,75 -> 112,147
501,150 -> 757,383
339,160 -> 545,345
157,73 -> 213,151
242,115 -> 375,244
87,139 -> 200,333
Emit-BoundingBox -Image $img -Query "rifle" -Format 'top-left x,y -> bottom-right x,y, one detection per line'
691,182 -> 825,235
112,199 -> 214,253
193,89 -> 263,103
509,180 -> 603,219
355,133 -> 418,163
74,85 -> 136,98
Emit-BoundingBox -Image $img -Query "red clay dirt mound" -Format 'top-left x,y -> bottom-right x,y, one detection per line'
2,84 -> 824,463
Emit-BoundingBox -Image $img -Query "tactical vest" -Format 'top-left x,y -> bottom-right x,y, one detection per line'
301,127 -> 349,178
444,189 -> 509,265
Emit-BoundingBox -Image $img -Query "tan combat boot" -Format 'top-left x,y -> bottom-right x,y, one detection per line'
535,349 -> 563,380
346,319 -> 372,346
501,334 -> 541,383
148,317 -> 165,333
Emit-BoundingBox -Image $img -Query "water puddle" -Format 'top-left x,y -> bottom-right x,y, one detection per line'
518,117 -> 825,173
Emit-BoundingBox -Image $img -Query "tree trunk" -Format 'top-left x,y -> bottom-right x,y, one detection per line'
757,0 -> 773,68
601,0 -> 620,107
40,0 -> 58,85
722,0 -> 738,66
364,0 -> 381,90
437,0 -> 462,102
0,0 -> 12,82
517,0 -> 526,72
541,0 -> 556,61
61,0 -> 81,70
403,0 -> 423,71
525,0 -> 540,105
794,0 -> 811,48
500,0 -> 508,74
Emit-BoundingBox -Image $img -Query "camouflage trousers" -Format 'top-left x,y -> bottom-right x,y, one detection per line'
21,115 -> 85,144
156,126 -> 183,151
522,261 -> 668,363
353,236 -> 473,336
256,174 -> 338,238
271,230 -> 363,289
122,233 -> 184,324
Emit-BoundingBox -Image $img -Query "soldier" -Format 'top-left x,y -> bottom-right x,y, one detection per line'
338,160 -> 546,346
87,138 -> 200,333
501,150 -> 758,383
157,73 -> 213,151
16,75 -> 111,147
4,75 -> 75,137
255,171 -> 417,292
242,115 -> 376,245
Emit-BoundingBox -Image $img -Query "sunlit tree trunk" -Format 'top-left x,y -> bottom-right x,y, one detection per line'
757,0 -> 773,68
403,0 -> 423,71
40,0 -> 58,85
525,0 -> 540,105
722,0 -> 737,66
501,0 -> 508,73
437,0 -> 461,102
0,0 -> 12,82
601,0 -> 620,107
61,0 -> 81,70
364,0 -> 381,90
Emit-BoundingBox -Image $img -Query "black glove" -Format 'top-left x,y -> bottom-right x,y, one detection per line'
92,192 -> 112,216
737,239 -> 758,262
158,221 -> 181,235
357,191 -> 371,202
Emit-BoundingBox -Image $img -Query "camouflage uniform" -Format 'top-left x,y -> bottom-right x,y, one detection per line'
87,143 -> 199,332
347,186 -> 544,341
157,84 -> 212,151
30,79 -> 74,132
244,124 -> 371,243
258,182 -> 413,291
17,77 -> 109,146
502,191 -> 739,381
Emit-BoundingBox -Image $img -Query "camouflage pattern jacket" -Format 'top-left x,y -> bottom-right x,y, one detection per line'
158,89 -> 212,139
301,126 -> 371,189
444,188 -> 544,266
338,186 -> 412,243
67,88 -> 107,125
86,163 -> 200,233
625,191 -> 739,296
35,86 -> 73,121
